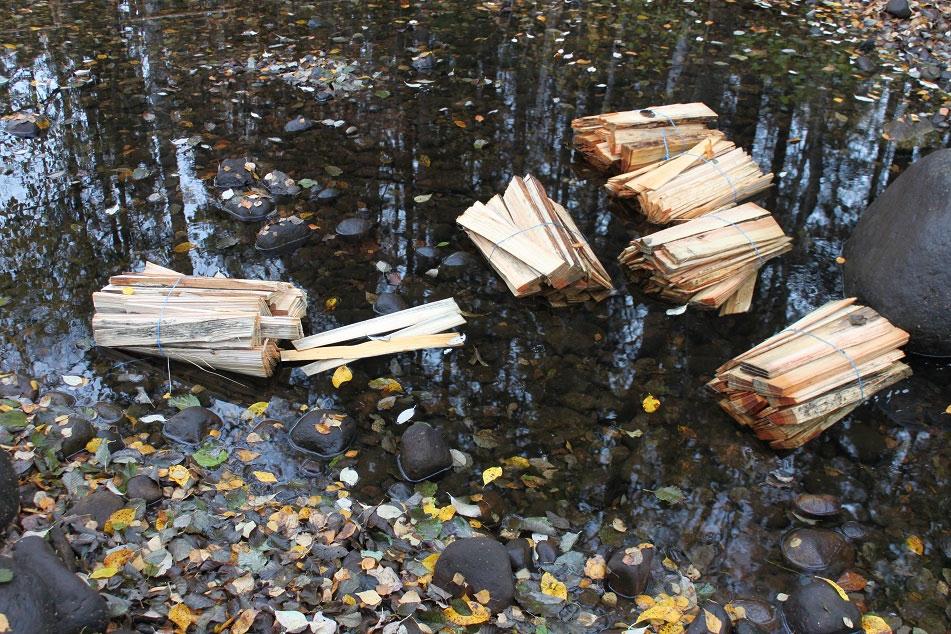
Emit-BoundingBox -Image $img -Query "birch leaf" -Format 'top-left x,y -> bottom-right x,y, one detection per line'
274,610 -> 308,633
482,466 -> 502,486
642,394 -> 660,413
540,572 -> 568,601
168,604 -> 193,632
396,406 -> 415,425
253,470 -> 277,484
332,365 -> 352,388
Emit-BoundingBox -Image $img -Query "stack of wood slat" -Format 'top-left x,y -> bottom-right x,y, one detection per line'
92,262 -> 306,377
618,203 -> 792,315
456,174 -> 613,306
707,298 -> 911,448
572,102 -> 719,172
282,298 -> 466,376
605,137 -> 774,222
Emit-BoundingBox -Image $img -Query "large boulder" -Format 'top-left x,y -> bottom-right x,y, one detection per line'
0,450 -> 19,533
0,554 -> 57,633
843,149 -> 951,356
433,537 -> 514,612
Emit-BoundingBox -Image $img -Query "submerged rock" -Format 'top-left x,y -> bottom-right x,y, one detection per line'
310,186 -> 340,202
781,578 -> 861,634
263,170 -> 302,199
0,450 -> 19,532
69,488 -> 124,529
505,538 -> 534,572
164,406 -> 220,445
728,598 -> 778,632
289,410 -> 356,458
218,190 -> 275,222
12,536 -> 110,634
534,539 -> 557,564
255,216 -> 315,254
607,543 -> 654,597
214,158 -> 255,188
373,292 -> 407,315
397,422 -> 452,482
0,373 -> 37,400
126,475 -> 163,503
843,149 -> 951,356
433,537 -> 514,612
0,554 -> 57,633
781,528 -> 854,575
53,416 -> 95,458
2,113 -> 49,139
687,601 -> 732,634
335,216 -> 373,238
793,493 -> 841,518
440,251 -> 480,277
284,115 -> 314,133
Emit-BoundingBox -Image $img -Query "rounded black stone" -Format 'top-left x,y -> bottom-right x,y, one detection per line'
0,553 -> 57,633
313,187 -> 340,201
0,450 -> 19,532
781,579 -> 861,634
284,116 -> 314,133
94,402 -> 124,425
687,601 -> 732,634
728,598 -> 778,631
885,0 -> 911,19
505,538 -> 534,572
126,475 -> 163,504
289,410 -> 357,458
99,429 -> 125,453
781,528 -> 855,575
0,374 -> 37,400
163,406 -> 221,445
215,158 -> 254,188
534,540 -> 557,564
256,216 -> 315,254
433,537 -> 514,612
397,422 -> 452,482
68,488 -> 124,529
54,416 -> 95,458
263,170 -> 302,199
606,543 -> 655,598
793,493 -> 842,518
335,216 -> 373,238
218,190 -> 275,222
373,292 -> 407,315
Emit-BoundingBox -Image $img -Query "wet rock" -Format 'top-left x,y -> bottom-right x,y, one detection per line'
163,406 -> 220,445
440,251 -> 480,278
781,578 -> 861,634
218,190 -> 275,222
843,149 -> 951,356
885,0 -> 911,19
2,113 -> 49,139
0,373 -> 37,400
214,158 -> 254,188
793,493 -> 841,518
289,410 -> 356,458
69,488 -> 124,529
0,450 -> 19,532
99,429 -> 125,453
397,422 -> 452,482
728,598 -> 778,631
284,115 -> 314,133
433,537 -> 514,612
839,521 -> 871,542
335,216 -> 373,238
0,554 -> 57,633
837,422 -> 889,464
126,475 -> 163,503
606,543 -> 655,598
855,55 -> 876,73
263,170 -> 302,199
781,528 -> 855,575
94,402 -> 124,425
13,536 -> 110,634
255,216 -> 315,254
414,246 -> 440,267
310,186 -> 340,202
373,292 -> 407,315
733,622 -> 765,634
535,539 -> 557,564
505,538 -> 534,571
53,416 -> 95,458
687,601 -> 732,634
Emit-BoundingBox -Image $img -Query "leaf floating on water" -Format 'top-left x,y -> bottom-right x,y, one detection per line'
62,375 -> 84,387
331,365 -> 352,388
253,470 -> 277,484
482,466 -> 502,486
242,401 -> 269,419
396,406 -> 415,425
324,165 -> 343,177
653,486 -> 685,504
905,535 -> 924,555
192,446 -> 228,468
635,604 -> 682,624
473,138 -> 489,149
817,576 -> 851,602
167,465 -> 192,487
413,193 -> 432,203
172,241 -> 194,253
666,304 -> 688,316
368,377 -> 402,392
540,571 -> 568,601
642,394 -> 660,413
339,467 -> 358,486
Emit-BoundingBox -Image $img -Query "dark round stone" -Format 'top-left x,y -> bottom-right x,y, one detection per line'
885,0 -> 911,19
256,216 -> 315,254
13,536 -> 110,634
505,538 -> 534,572
313,187 -> 340,201
284,116 -> 314,133
289,410 -> 356,458
263,170 -> 302,199
734,621 -> 766,634
94,402 -> 124,425
45,391 -> 76,408
842,149 -> 951,356
728,598 -> 778,631
433,537 -> 514,612
397,421 -> 452,482
781,528 -> 855,575
335,217 -> 373,238
687,601 -> 732,634
126,475 -> 163,504
839,521 -> 871,541
54,416 -> 95,458
0,374 -> 37,400
534,540 -> 557,564
164,406 -> 220,445
414,246 -> 440,267
793,493 -> 841,518
218,190 -> 275,222
68,488 -> 124,529
0,450 -> 19,532
2,113 -> 48,139
781,578 -> 861,634
607,543 -> 654,598
0,554 -> 57,633
215,158 -> 254,188
440,251 -> 480,277
99,429 -> 125,453
373,292 -> 407,315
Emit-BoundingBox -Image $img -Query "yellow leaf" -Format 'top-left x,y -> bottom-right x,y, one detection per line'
121,287 -> 135,295
861,614 -> 892,634
905,535 -> 924,555
421,553 -> 439,572
89,565 -> 118,579
817,576 -> 851,602
332,365 -> 353,388
584,555 -> 606,580
443,599 -> 490,626
324,296 -> 338,311
85,437 -> 103,453
704,608 -> 723,632
642,394 -> 661,413
453,120 -> 468,128
231,608 -> 258,634
172,241 -> 194,253
168,603 -> 193,633
659,623 -> 685,634
244,401 -> 269,418
103,547 -> 136,568
438,505 -> 456,522
253,470 -> 277,484
502,456 -> 530,469
104,508 -> 136,533
0,613 -> 8,633
237,449 -> 260,462
167,464 -> 192,487
635,604 -> 682,623
540,572 -> 568,601
482,466 -> 502,486
474,589 -> 491,604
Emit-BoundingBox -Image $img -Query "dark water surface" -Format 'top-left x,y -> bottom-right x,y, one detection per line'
0,0 -> 949,631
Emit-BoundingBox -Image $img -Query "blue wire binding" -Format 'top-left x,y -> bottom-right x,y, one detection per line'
781,327 -> 866,399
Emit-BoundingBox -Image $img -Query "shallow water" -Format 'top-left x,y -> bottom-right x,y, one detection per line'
0,0 -> 949,631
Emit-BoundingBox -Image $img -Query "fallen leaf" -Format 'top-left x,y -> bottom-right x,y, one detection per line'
653,486 -> 685,504
237,449 -> 260,462
243,401 -> 269,419
905,535 -> 924,555
584,555 -> 606,580
443,599 -> 490,626
172,241 -> 194,253
62,375 -> 84,387
332,365 -> 352,389
817,576 -> 851,602
704,608 -> 723,632
635,604 -> 682,624
413,194 -> 432,203
396,406 -> 415,425
89,565 -> 119,579
104,508 -> 136,533
540,571 -> 568,601
274,610 -> 309,633
642,394 -> 661,413
339,467 -> 358,486
231,608 -> 258,634
861,614 -> 892,634
482,466 -> 502,486
356,589 -> 382,606
253,470 -> 277,484
167,464 -> 192,487
0,614 -> 8,633
168,603 -> 193,632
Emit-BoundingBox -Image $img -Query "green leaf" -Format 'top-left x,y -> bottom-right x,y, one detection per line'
653,485 -> 685,504
192,445 -> 229,468
473,139 -> 489,150
297,178 -> 317,189
167,394 -> 200,411
0,568 -> 13,583
374,89 -> 391,99
0,296 -> 11,307
0,410 -> 27,430
413,194 -> 432,203
324,165 -> 343,177
436,241 -> 449,248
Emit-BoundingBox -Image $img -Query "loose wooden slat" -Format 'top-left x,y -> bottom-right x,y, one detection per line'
283,333 -> 464,362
